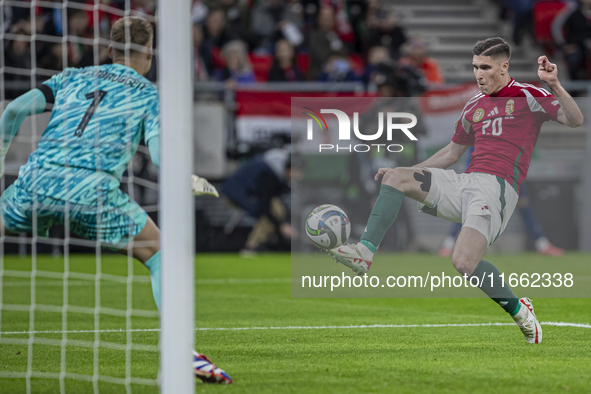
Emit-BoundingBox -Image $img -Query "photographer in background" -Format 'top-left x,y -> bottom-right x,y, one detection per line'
222,148 -> 303,255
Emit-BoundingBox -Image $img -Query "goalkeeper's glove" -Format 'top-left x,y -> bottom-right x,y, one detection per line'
191,174 -> 219,197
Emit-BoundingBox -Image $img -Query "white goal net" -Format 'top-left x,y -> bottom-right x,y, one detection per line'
0,1 -> 194,393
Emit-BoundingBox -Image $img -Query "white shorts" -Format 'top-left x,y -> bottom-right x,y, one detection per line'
417,168 -> 519,246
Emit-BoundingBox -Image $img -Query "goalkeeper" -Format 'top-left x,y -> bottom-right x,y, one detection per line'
0,16 -> 231,384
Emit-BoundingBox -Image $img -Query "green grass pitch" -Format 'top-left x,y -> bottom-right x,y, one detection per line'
0,253 -> 590,393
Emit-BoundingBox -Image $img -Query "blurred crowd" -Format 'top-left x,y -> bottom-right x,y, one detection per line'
191,0 -> 441,93
551,0 -> 591,81
2,0 -> 445,97
3,0 -> 156,97
494,0 -> 591,81
5,0 -> 591,97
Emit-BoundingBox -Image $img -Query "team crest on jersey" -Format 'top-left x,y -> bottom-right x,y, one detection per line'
473,109 -> 485,122
505,99 -> 515,115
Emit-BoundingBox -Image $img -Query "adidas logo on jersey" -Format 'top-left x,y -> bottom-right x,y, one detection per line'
487,107 -> 499,117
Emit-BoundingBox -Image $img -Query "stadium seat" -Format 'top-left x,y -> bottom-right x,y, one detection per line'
249,54 -> 273,82
296,53 -> 310,78
532,1 -> 569,50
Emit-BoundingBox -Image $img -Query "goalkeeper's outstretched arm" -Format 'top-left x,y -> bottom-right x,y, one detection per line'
147,136 -> 160,168
0,89 -> 48,175
146,136 -> 218,197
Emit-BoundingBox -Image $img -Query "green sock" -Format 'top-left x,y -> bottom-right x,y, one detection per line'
470,260 -> 519,315
360,184 -> 404,250
510,302 -> 521,316
360,239 -> 377,254
145,251 -> 161,310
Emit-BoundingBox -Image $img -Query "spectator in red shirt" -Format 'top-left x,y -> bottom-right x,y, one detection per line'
85,0 -> 121,39
399,38 -> 444,85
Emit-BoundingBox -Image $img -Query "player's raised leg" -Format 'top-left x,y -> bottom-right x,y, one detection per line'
118,216 -> 161,307
328,167 -> 430,275
118,218 -> 233,383
454,225 -> 542,344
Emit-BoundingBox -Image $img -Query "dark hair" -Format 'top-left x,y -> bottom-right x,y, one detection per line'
472,37 -> 511,60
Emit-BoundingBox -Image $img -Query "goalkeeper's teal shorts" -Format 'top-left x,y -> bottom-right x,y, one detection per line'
0,183 -> 147,248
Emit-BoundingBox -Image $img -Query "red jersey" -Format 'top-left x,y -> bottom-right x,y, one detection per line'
452,79 -> 561,190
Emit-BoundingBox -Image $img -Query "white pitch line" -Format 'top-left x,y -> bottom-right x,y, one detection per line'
0,327 -> 160,335
1,280 -> 109,288
0,321 -> 589,336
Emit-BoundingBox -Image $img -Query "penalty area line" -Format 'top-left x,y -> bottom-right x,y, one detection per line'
0,321 -> 590,336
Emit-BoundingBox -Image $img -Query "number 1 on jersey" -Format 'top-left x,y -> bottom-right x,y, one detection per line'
75,90 -> 108,137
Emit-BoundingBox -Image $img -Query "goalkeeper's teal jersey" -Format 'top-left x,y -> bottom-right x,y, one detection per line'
16,63 -> 159,204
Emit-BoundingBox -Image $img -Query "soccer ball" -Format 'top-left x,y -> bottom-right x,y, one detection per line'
306,204 -> 351,249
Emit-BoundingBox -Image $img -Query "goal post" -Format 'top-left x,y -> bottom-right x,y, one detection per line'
158,0 -> 196,393
0,0 -> 198,391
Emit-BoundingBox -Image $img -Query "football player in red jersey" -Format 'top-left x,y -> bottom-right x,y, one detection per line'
328,37 -> 583,344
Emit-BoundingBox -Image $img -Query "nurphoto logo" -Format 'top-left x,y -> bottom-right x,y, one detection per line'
303,107 -> 418,153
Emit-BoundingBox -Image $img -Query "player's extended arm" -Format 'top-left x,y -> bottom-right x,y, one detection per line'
537,55 -> 584,128
146,136 -> 219,197
0,89 -> 48,175
414,141 -> 469,169
147,136 -> 160,168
